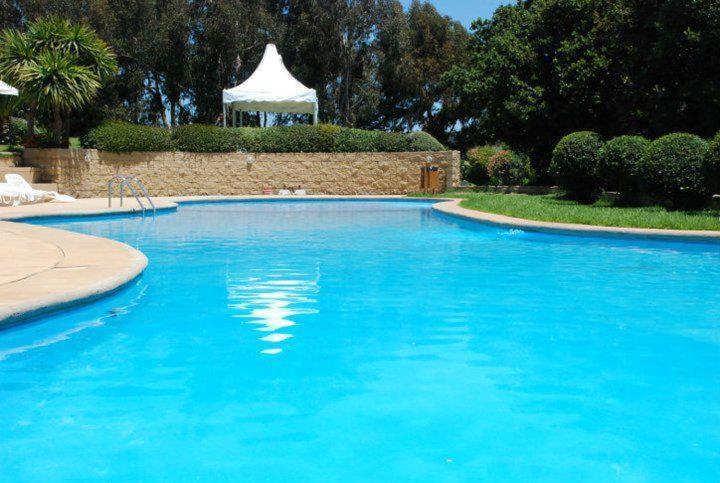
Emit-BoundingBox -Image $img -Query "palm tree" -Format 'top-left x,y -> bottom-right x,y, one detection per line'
0,17 -> 117,146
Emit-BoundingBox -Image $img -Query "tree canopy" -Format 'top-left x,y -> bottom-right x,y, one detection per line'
1,0 -> 718,162
446,0 -> 720,168
0,0 -> 469,145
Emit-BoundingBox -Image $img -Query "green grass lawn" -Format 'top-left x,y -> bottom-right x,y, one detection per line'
419,191 -> 720,231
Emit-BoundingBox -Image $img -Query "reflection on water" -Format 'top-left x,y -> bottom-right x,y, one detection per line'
226,266 -> 320,355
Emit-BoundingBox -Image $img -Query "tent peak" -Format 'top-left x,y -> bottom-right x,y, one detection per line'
222,43 -> 318,124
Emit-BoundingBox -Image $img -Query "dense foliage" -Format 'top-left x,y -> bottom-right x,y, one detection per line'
82,122 -> 445,153
447,0 -> 720,167
81,121 -> 174,152
639,134 -> 710,209
486,150 -> 535,186
598,136 -> 650,202
0,17 -> 116,146
0,0 -> 468,145
462,146 -> 498,186
705,132 -> 720,195
406,131 -> 446,152
549,132 -> 604,202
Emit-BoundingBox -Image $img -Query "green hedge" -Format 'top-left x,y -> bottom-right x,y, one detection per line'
487,149 -> 535,186
639,133 -> 710,209
462,145 -> 498,185
705,131 -> 720,195
598,135 -> 650,202
406,131 -> 446,151
81,121 -> 174,152
82,122 -> 445,153
549,131 -> 605,203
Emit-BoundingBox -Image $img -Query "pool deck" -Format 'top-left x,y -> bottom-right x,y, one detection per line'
0,219 -> 147,327
1,195 -> 719,327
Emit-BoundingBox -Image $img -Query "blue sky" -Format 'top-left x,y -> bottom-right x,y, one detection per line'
400,0 -> 509,27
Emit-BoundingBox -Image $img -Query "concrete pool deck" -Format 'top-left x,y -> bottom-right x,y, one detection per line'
1,195 -> 719,327
0,220 -> 148,327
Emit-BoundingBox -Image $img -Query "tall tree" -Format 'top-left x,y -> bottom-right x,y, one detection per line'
448,0 -> 720,168
0,17 -> 117,145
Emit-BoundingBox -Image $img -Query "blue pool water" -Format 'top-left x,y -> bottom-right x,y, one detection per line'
1,200 -> 720,481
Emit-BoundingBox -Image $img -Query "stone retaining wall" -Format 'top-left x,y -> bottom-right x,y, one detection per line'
23,148 -> 460,198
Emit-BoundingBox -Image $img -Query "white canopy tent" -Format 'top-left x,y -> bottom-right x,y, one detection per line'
222,44 -> 318,127
0,80 -> 19,96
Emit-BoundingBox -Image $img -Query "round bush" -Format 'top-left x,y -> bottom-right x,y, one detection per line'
549,131 -> 604,202
463,146 -> 498,185
704,131 -> 720,195
82,121 -> 174,152
487,149 -> 535,186
406,131 -> 445,151
598,135 -> 650,201
639,133 -> 710,209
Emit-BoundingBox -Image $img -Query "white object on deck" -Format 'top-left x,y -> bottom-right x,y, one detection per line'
222,44 -> 318,126
0,183 -> 41,206
0,80 -> 18,96
4,174 -> 75,203
293,189 -> 307,196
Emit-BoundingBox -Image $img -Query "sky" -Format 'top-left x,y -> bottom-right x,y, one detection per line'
400,0 -> 510,27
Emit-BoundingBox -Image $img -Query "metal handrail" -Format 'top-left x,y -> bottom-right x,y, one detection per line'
108,175 -> 156,215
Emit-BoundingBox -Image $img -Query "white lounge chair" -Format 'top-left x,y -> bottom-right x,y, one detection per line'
4,174 -> 75,203
0,183 -> 44,206
0,184 -> 23,206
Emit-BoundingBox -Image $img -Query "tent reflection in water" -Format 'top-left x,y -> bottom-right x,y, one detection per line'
222,44 -> 319,127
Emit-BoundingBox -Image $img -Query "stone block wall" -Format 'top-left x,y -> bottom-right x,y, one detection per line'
23,149 -> 460,198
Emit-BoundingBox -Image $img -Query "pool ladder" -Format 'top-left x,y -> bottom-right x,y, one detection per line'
108,175 -> 156,215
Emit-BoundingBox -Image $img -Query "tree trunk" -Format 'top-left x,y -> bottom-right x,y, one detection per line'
62,116 -> 70,148
52,105 -> 62,147
170,99 -> 176,127
25,104 -> 37,146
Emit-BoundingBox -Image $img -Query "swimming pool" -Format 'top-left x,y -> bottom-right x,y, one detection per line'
1,200 -> 719,481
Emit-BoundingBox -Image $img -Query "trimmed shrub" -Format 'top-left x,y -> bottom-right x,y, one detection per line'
598,135 -> 650,202
335,128 -> 379,152
406,131 -> 445,151
463,145 -> 498,185
549,131 -> 604,202
639,133 -> 710,209
705,131 -> 720,195
173,124 -> 238,152
487,149 -> 535,186
84,122 -> 442,153
81,121 -> 174,152
375,131 -> 412,152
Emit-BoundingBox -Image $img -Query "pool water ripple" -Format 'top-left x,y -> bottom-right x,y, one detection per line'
0,200 -> 719,481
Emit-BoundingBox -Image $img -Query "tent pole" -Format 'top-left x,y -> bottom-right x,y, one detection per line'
313,103 -> 319,125
239,111 -> 243,127
222,102 -> 226,128
232,107 -> 236,128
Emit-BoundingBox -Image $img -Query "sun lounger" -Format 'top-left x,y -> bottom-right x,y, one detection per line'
4,174 -> 75,203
